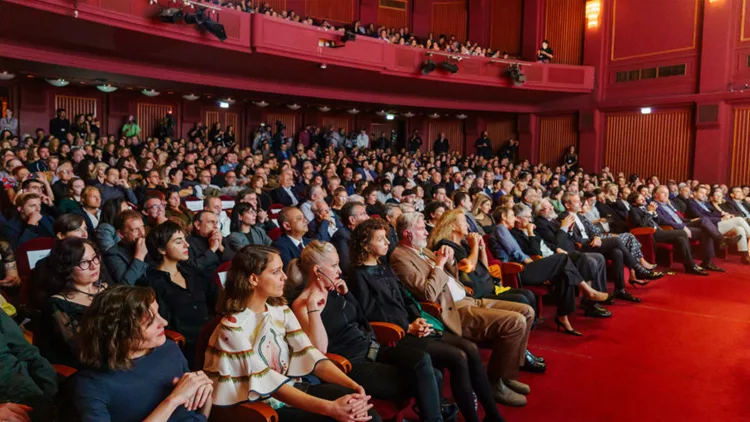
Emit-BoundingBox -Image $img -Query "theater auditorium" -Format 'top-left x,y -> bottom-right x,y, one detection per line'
0,0 -> 748,421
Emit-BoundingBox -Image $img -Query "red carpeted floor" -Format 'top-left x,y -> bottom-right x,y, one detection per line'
490,258 -> 750,422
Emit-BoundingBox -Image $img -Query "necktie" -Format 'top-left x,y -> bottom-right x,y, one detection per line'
297,242 -> 304,253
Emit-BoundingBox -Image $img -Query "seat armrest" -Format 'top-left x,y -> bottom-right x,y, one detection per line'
165,330 -> 186,348
500,262 -> 525,275
530,255 -> 542,261
326,353 -> 352,373
630,227 -> 656,236
53,364 -> 78,379
420,302 -> 442,318
210,402 -> 279,422
660,225 -> 674,231
370,322 -> 405,346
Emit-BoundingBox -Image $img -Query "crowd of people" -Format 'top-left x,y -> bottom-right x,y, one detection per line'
2,106 -> 750,422
189,1 -> 554,61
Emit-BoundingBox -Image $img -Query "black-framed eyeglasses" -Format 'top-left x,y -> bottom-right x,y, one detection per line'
77,255 -> 101,271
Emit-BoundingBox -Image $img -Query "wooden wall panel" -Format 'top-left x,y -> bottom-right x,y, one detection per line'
431,1 -> 468,42
539,114 -> 578,166
136,103 -> 173,139
605,110 -> 692,181
544,0 -> 585,65
378,1 -> 409,29
54,95 -> 97,120
489,0 -> 523,55
322,116 -> 350,133
486,117 -> 517,148
731,107 -> 750,185
427,121 -> 464,153
370,121 -> 398,138
266,0 -> 287,12
305,0 -> 355,23
264,113 -> 298,134
205,111 -> 220,129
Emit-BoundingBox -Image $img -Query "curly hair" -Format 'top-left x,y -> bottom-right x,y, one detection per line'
77,285 -> 156,370
46,238 -> 101,300
222,245 -> 286,314
350,218 -> 390,266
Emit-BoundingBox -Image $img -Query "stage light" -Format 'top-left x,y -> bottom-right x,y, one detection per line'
504,64 -> 526,85
185,8 -> 226,41
340,30 -> 357,43
439,61 -> 459,74
158,8 -> 184,23
422,59 -> 437,75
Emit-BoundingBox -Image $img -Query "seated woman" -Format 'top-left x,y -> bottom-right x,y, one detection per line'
330,187 -> 349,218
348,219 -> 506,422
423,200 -> 446,235
203,245 -> 380,422
94,197 -> 128,252
38,238 -> 107,367
58,177 -> 86,214
488,207 -> 610,336
223,202 -> 272,261
165,188 -> 194,229
74,285 -> 213,421
141,221 -> 218,368
471,194 -> 495,233
548,187 -> 565,215
287,241 -> 444,422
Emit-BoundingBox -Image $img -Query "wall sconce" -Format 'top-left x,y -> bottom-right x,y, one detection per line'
585,0 -> 601,29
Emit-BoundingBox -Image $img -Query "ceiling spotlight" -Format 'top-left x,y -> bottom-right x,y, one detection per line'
45,78 -> 70,87
220,97 -> 236,105
96,84 -> 118,93
347,108 -> 360,114
142,89 -> 160,97
0,71 -> 16,81
320,63 -> 328,69
287,104 -> 302,110
375,110 -> 387,116
402,112 -> 415,118
428,113 -> 440,119
182,93 -> 200,101
157,7 -> 184,23
318,106 -> 331,112
253,101 -> 269,108
456,114 -> 468,119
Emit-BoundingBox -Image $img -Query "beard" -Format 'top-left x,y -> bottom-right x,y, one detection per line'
413,238 -> 428,249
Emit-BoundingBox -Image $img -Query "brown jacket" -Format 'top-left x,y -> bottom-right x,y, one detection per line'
390,244 -> 472,335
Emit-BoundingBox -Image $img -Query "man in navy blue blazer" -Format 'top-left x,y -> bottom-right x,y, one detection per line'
686,186 -> 750,263
271,207 -> 311,270
270,168 -> 299,207
306,200 -> 342,242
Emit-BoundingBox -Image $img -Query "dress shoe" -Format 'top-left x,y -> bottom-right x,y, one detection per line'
613,289 -> 641,303
741,255 -> 750,265
635,267 -> 664,280
719,234 -> 742,249
503,379 -> 531,395
494,380 -> 527,407
526,349 -> 545,364
687,266 -> 709,276
521,353 -> 547,373
702,262 -> 725,272
583,303 -> 612,318
554,317 -> 582,336
600,294 -> 615,305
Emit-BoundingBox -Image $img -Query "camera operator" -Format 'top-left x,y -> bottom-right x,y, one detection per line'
537,40 -> 554,63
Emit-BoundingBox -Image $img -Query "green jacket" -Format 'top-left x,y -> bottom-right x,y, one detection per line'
0,311 -> 57,420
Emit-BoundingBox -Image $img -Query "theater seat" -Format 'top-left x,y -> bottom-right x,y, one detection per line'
16,237 -> 56,305
214,261 -> 233,287
267,227 -> 283,241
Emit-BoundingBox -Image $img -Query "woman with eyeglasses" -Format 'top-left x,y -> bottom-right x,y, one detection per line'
330,187 -> 350,219
224,202 -> 272,261
38,238 -> 107,368
140,221 -> 218,369
287,241 -> 445,422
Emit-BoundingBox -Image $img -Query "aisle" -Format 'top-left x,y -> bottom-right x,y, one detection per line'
498,259 -> 750,422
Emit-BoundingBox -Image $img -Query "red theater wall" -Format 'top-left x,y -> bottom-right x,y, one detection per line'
731,106 -> 750,186
544,0 -> 585,65
605,109 -> 693,182
539,114 -> 578,167
489,0 -> 523,56
431,1 -> 468,42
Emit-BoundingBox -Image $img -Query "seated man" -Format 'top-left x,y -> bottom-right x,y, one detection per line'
722,186 -> 750,220
271,206 -> 311,270
2,193 -> 54,249
331,201 -> 369,274
103,210 -> 149,285
96,166 -> 138,205
391,212 -> 543,408
271,168 -> 299,206
652,186 -> 734,268
186,210 -> 224,284
300,184 -> 325,223
687,185 -> 750,263
532,198 -> 611,317
0,310 -> 57,422
306,199 -> 342,242
204,196 -> 231,237
628,192 -> 709,275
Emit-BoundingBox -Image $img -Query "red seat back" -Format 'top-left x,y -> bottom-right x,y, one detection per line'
195,315 -> 224,370
214,260 -> 233,287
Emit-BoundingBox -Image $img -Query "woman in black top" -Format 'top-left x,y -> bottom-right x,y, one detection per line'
563,145 -> 578,172
349,220 -> 506,422
287,241 -> 444,422
39,238 -> 108,368
141,221 -> 218,368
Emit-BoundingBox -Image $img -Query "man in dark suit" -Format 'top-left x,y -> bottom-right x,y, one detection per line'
594,189 -> 627,233
103,210 -> 150,285
560,192 -> 656,303
331,201 -> 369,275
628,193 -> 709,275
723,186 -> 750,220
433,132 -> 450,154
671,185 -> 692,215
445,172 -> 463,197
270,168 -> 299,206
686,185 -> 750,263
306,200 -> 342,242
652,186 -> 731,267
271,207 -> 311,270
186,210 -> 224,286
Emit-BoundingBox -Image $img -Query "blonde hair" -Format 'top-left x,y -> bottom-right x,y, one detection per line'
427,208 -> 464,250
285,240 -> 337,301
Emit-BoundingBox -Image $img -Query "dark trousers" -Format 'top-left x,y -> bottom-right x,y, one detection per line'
517,253 -> 581,316
581,237 -> 639,291
486,288 -> 537,315
426,332 -> 505,422
276,384 -> 383,422
570,251 -> 608,306
686,218 -> 717,262
348,342 -> 442,422
653,229 -> 695,270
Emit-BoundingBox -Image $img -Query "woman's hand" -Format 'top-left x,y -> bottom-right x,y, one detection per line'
407,318 -> 434,338
0,403 -> 32,422
168,371 -> 213,409
307,288 -> 327,312
326,394 -> 373,422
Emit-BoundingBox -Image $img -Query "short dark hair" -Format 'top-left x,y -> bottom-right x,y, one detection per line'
53,213 -> 86,236
627,192 -> 640,205
113,210 -> 143,232
146,221 -> 183,263
453,191 -> 470,207
423,200 -> 446,220
340,201 -> 364,228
